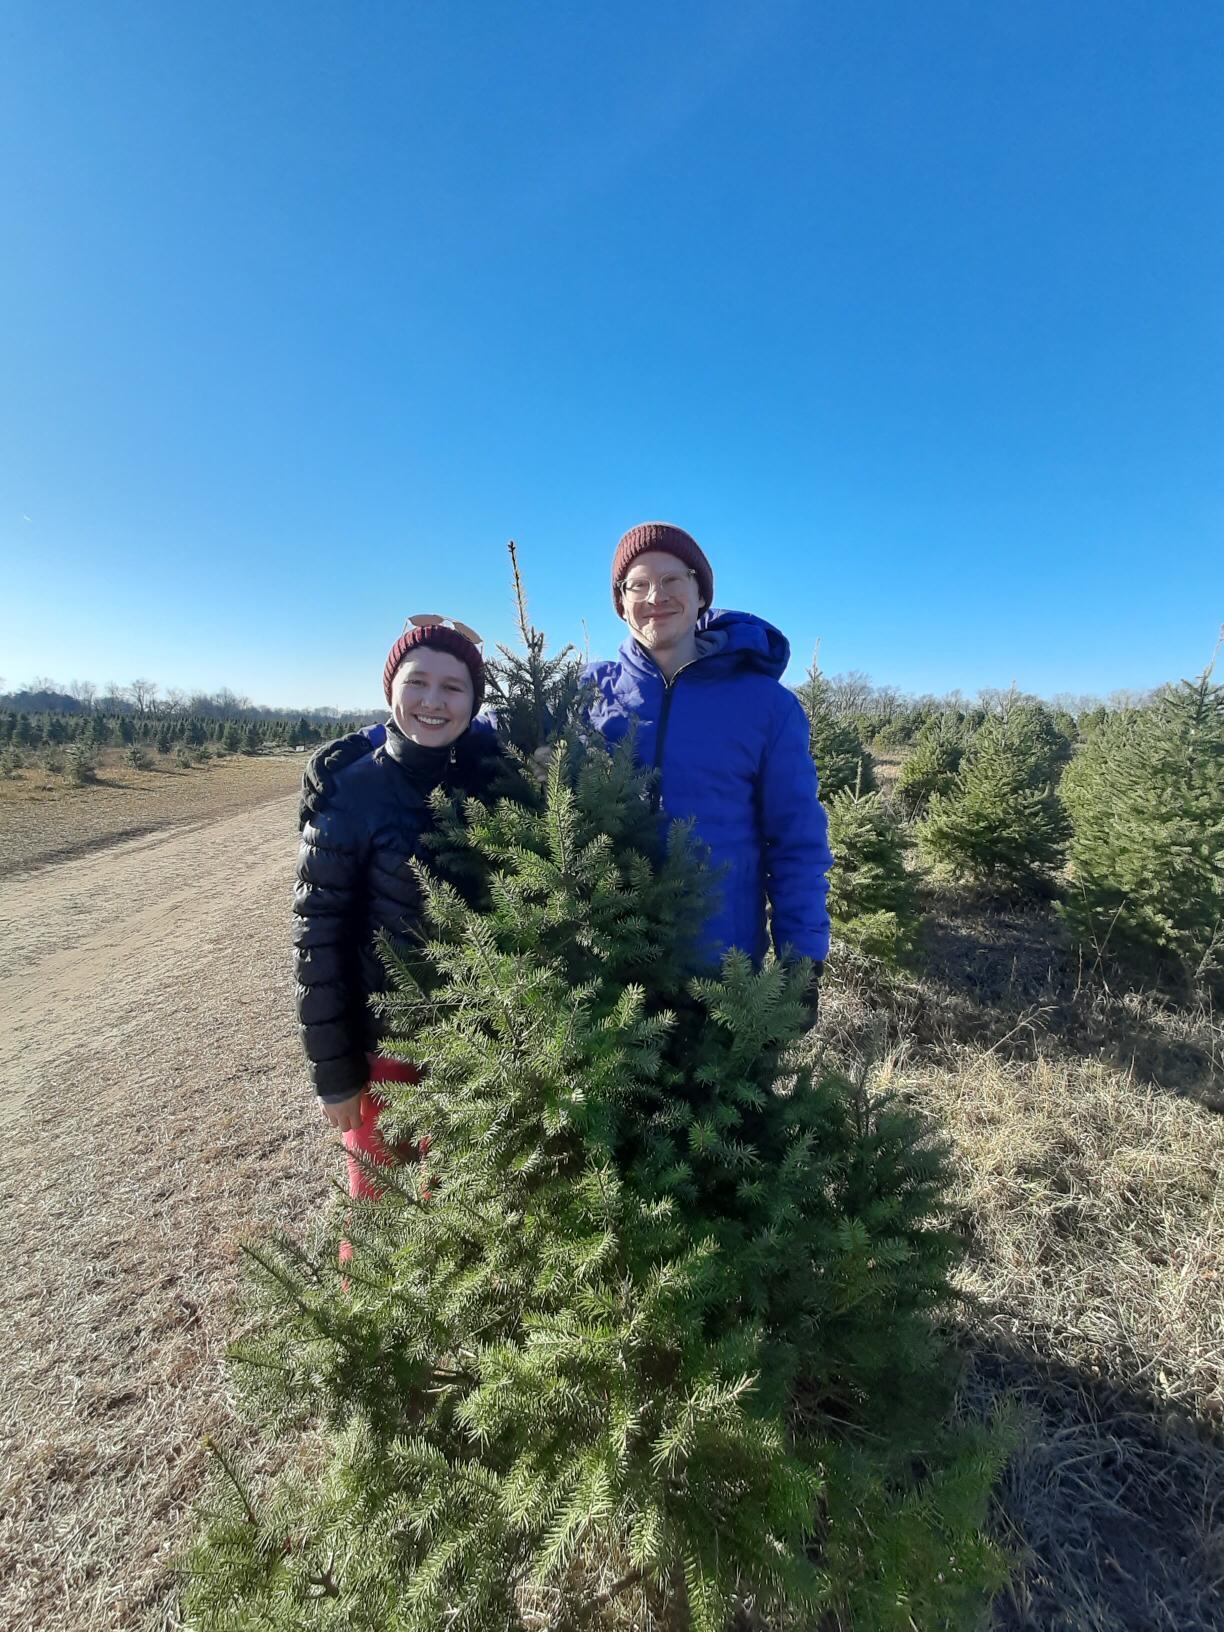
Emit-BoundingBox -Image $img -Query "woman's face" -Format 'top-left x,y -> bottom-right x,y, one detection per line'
391,648 -> 474,748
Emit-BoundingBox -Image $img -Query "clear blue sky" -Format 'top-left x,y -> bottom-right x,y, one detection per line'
2,1 -> 1221,708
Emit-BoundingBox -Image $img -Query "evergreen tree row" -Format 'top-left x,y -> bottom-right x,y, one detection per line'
0,709 -> 368,754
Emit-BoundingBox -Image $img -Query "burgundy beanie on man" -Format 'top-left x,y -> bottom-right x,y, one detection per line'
611,522 -> 714,618
382,624 -> 486,715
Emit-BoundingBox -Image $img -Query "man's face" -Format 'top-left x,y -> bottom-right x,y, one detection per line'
391,648 -> 474,747
620,550 -> 704,655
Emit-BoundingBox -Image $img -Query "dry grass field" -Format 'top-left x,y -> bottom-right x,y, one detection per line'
0,746 -> 305,879
0,751 -> 1220,1630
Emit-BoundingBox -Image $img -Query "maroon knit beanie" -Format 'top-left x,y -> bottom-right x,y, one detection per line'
611,522 -> 714,618
383,624 -> 486,716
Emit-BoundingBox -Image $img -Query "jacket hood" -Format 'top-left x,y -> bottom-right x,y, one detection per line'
618,608 -> 791,682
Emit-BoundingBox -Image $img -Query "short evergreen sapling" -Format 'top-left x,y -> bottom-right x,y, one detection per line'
186,578 -> 1008,1630
918,701 -> 1069,894
794,663 -> 876,800
825,788 -> 923,965
895,719 -> 967,819
1060,660 -> 1224,994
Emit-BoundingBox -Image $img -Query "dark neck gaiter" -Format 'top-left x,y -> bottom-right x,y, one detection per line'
384,719 -> 458,798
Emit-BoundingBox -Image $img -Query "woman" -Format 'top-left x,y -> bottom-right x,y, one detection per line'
293,615 -> 501,1199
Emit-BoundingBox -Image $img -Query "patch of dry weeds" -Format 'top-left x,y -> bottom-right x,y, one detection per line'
818,942 -> 1224,1629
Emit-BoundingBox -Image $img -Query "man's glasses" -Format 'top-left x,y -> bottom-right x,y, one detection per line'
619,569 -> 696,603
405,613 -> 484,647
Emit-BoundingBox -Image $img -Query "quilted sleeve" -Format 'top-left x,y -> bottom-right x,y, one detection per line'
759,691 -> 833,963
292,803 -> 370,1100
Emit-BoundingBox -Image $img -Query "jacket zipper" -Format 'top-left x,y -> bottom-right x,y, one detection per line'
649,659 -> 697,811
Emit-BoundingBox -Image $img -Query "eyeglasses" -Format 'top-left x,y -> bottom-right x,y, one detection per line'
619,569 -> 696,603
405,613 -> 484,648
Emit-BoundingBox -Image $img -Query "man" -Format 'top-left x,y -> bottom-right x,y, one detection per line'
302,521 -> 832,1007
583,522 -> 831,1002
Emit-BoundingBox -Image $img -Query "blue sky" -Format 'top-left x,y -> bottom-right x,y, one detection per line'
1,1 -> 1221,708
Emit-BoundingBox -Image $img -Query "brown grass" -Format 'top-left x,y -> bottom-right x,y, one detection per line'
0,748 -> 304,879
817,913 -> 1224,1629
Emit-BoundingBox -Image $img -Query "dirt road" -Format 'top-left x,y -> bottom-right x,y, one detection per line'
0,795 -> 334,1631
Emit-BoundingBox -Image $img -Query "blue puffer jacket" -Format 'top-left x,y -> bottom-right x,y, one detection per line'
582,610 -> 832,968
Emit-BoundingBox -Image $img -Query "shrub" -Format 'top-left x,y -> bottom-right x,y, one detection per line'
826,788 -> 923,964
919,703 -> 1069,894
126,745 -> 151,771
175,746 -> 193,769
1061,669 -> 1224,994
67,745 -> 97,785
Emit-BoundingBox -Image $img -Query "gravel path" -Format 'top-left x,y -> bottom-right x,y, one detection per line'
0,794 -> 334,1631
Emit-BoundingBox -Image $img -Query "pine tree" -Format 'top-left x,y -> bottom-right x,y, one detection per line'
1061,664 -> 1224,994
895,718 -> 966,819
242,722 -> 262,755
794,665 -> 876,799
483,539 -> 585,758
918,702 -> 1070,894
186,590 -> 1009,1631
826,788 -> 923,965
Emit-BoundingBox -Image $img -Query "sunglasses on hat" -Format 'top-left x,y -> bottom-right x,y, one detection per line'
405,614 -> 484,648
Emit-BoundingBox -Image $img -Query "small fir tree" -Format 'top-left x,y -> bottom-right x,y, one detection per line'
826,788 -> 923,965
66,743 -> 97,785
483,539 -> 585,758
1060,663 -> 1224,994
918,702 -> 1070,894
794,664 -> 876,798
895,719 -> 966,819
186,584 -> 1009,1630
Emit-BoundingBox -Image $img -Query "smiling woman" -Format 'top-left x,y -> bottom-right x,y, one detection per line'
292,616 -> 503,1203
390,647 -> 475,747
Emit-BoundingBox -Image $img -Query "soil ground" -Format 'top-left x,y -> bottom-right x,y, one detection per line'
0,755 -> 1220,1630
0,762 -> 334,1631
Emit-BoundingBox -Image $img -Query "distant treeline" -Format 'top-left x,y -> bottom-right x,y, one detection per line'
0,679 -> 382,723
0,670 -> 1155,759
0,708 -> 371,754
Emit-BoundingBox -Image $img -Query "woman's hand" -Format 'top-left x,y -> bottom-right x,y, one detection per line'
321,1091 -> 366,1134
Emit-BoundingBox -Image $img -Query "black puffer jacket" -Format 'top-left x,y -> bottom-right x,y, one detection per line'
293,720 -> 504,1100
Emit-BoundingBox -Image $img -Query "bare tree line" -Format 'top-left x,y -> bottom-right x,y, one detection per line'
0,676 -> 374,722
807,666 -> 1156,723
